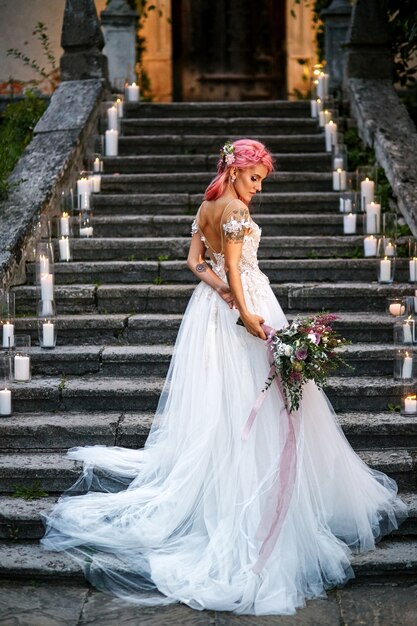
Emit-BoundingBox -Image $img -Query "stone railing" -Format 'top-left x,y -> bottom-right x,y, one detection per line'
0,79 -> 106,290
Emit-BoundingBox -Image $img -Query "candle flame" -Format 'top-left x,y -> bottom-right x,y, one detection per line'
62,212 -> 68,217
406,395 -> 417,400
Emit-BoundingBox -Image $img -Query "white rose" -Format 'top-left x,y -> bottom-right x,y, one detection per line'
284,345 -> 293,357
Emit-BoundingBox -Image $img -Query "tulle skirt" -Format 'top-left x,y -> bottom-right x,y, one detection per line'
41,274 -> 407,615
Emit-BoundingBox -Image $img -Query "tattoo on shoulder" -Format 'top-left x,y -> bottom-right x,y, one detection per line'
222,207 -> 251,244
196,262 -> 207,273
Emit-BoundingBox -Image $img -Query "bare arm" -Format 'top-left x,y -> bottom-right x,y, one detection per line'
222,206 -> 266,339
187,233 -> 235,308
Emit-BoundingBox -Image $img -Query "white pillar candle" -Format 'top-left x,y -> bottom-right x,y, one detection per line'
339,198 -> 352,213
14,355 -> 30,381
107,106 -> 118,130
316,98 -> 323,113
79,226 -> 94,238
389,303 -> 405,316
365,201 -> 381,234
319,109 -> 331,127
385,242 -> 395,257
343,213 -> 356,234
403,320 -> 413,343
402,353 -> 413,380
92,174 -> 101,193
105,129 -> 118,156
0,388 -> 11,416
379,257 -> 391,282
39,254 -> 49,275
77,177 -> 90,197
310,99 -> 317,118
361,177 -> 375,210
42,322 -> 55,347
116,98 -> 124,118
126,82 -> 140,101
410,258 -> 417,282
93,157 -> 102,173
404,395 -> 417,413
332,168 -> 347,191
80,192 -> 90,210
2,322 -> 14,348
59,237 -> 71,262
60,213 -> 70,237
317,73 -> 329,99
333,157 -> 344,170
363,235 -> 377,257
325,121 -> 337,152
40,273 -> 54,301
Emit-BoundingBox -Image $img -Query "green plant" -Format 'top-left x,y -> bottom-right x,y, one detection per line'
7,524 -> 19,542
153,275 -> 163,285
7,22 -> 59,93
12,482 -> 48,500
93,279 -> 102,288
128,255 -> 137,262
157,254 -> 169,262
387,403 -> 401,413
0,91 -> 47,200
292,0 -> 331,62
342,246 -> 363,259
58,376 -> 67,392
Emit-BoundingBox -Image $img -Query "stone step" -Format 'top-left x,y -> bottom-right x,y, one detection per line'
0,410 -> 416,454
2,491 -> 416,541
123,101 -> 312,119
0,447 -> 414,494
0,343 -> 403,378
121,117 -> 321,137
12,312 -> 396,347
103,152 -> 332,174
42,259 -> 411,286
100,172 -> 332,194
58,214 -> 355,239
3,373 -> 416,415
1,538 -> 416,582
119,134 -> 326,155
49,236 -> 362,263
93,192 -> 340,215
13,282 -> 413,315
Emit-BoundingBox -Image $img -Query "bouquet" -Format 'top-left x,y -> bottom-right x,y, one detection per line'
239,313 -> 350,413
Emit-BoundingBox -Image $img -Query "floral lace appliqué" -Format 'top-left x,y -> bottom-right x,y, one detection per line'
222,219 -> 252,235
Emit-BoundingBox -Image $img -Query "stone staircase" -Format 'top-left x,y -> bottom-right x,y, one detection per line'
1,100 -> 417,583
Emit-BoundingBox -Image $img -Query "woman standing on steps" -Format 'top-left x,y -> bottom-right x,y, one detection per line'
42,138 -> 407,616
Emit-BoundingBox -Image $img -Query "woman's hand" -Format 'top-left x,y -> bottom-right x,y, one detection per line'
241,313 -> 266,339
216,284 -> 236,309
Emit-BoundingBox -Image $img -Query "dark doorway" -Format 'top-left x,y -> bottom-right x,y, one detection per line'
172,0 -> 287,101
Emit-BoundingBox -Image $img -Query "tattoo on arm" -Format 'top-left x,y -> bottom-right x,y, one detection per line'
196,262 -> 207,273
223,207 -> 251,244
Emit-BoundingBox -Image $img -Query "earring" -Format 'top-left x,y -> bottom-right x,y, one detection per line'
230,175 -> 236,183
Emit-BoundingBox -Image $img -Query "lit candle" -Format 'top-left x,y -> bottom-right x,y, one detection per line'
343,213 -> 356,234
324,120 -> 337,152
77,177 -> 90,197
361,177 -> 375,210
385,241 -> 395,257
116,98 -> 124,118
389,303 -> 405,316
403,318 -> 414,343
105,129 -> 118,156
310,99 -> 317,118
93,157 -> 102,173
14,355 -> 30,382
339,197 -> 352,213
59,237 -> 71,262
379,257 -> 391,283
316,98 -> 323,113
402,353 -> 413,380
332,168 -> 347,191
319,109 -> 331,127
404,395 -> 417,414
107,105 -> 118,130
365,201 -> 381,234
60,212 -> 70,237
410,258 -> 417,282
0,388 -> 11,416
39,254 -> 49,275
317,72 -> 329,99
42,322 -> 55,348
92,174 -> 101,193
363,235 -> 377,257
40,274 -> 54,301
125,82 -> 140,102
80,192 -> 90,210
2,322 -> 14,348
79,226 -> 94,238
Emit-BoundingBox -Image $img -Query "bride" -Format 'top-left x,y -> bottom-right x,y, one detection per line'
42,138 -> 407,615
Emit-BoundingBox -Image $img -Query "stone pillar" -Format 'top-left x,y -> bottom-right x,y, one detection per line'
320,0 -> 352,92
344,0 -> 393,82
60,0 -> 109,82
100,0 -> 139,87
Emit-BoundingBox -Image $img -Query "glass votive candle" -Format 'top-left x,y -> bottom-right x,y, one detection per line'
343,213 -> 357,235
1,291 -> 15,349
13,335 -> 31,383
394,317 -> 415,345
394,349 -> 414,381
79,211 -> 94,238
37,301 -> 57,349
0,353 -> 12,416
402,393 -> 417,416
377,256 -> 394,284
363,235 -> 378,258
387,298 -> 406,317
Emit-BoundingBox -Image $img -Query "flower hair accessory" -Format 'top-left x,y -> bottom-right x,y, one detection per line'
220,140 -> 235,166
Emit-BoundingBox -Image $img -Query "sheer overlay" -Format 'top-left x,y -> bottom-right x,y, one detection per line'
41,209 -> 407,615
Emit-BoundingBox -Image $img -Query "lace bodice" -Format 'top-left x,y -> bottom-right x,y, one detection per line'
191,216 -> 270,302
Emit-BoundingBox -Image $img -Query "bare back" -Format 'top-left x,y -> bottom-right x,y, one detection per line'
196,197 -> 249,257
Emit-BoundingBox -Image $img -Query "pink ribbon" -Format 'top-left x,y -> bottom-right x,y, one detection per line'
242,324 -> 300,574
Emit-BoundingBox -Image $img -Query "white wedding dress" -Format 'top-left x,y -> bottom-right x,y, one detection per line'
42,212 -> 407,615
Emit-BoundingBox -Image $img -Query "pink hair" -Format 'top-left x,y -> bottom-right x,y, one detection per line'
204,139 -> 274,201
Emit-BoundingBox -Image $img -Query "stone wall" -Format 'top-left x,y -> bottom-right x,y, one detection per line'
0,79 -> 106,290
347,78 -> 417,237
